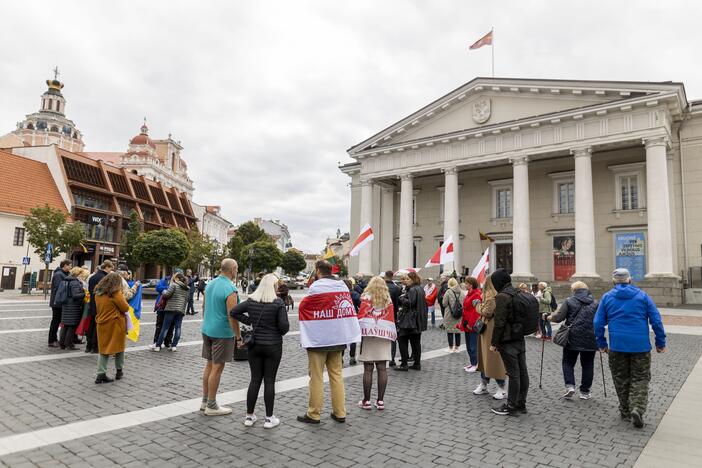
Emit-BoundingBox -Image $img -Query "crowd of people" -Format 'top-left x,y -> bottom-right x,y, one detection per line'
46,254 -> 667,431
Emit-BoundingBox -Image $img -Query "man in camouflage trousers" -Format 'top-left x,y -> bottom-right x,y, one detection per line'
594,268 -> 666,428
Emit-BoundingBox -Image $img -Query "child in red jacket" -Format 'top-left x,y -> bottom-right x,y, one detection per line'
458,277 -> 482,372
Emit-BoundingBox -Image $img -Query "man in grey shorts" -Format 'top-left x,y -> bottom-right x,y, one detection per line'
200,259 -> 241,416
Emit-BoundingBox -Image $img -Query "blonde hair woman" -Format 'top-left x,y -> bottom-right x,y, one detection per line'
472,275 -> 507,400
357,276 -> 396,410
231,273 -> 290,428
441,278 -> 463,353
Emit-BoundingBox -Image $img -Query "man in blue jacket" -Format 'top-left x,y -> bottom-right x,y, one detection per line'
594,268 -> 667,428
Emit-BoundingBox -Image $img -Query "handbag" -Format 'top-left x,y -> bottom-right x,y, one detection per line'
240,306 -> 264,349
553,300 -> 580,347
155,294 -> 168,312
473,318 -> 486,335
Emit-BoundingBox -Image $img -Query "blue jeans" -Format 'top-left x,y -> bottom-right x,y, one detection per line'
481,372 -> 505,387
465,332 -> 478,366
156,312 -> 183,348
539,317 -> 552,337
430,308 -> 436,326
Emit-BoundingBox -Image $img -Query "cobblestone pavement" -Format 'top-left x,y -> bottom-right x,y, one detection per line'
1,297 -> 701,467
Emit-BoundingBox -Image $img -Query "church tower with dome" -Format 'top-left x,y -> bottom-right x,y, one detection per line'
10,70 -> 85,151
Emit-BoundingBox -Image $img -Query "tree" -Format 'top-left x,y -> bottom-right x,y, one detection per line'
236,221 -> 269,245
121,210 -> 142,272
241,239 -> 283,274
23,204 -> 86,258
281,250 -> 306,277
180,229 -> 215,273
225,235 -> 245,264
133,228 -> 190,269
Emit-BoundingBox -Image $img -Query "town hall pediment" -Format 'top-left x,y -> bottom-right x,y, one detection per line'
348,78 -> 686,157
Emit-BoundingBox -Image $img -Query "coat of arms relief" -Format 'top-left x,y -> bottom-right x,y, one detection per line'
472,98 -> 491,124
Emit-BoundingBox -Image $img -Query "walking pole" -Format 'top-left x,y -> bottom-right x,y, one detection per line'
539,338 -> 545,389
600,351 -> 607,397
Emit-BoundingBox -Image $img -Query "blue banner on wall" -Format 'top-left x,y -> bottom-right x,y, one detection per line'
615,232 -> 646,281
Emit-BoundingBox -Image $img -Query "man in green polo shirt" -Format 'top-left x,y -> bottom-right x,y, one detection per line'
200,258 -> 240,416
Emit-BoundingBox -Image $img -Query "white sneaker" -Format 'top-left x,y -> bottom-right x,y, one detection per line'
204,405 -> 233,416
563,386 -> 576,399
473,383 -> 489,395
199,401 -> 206,411
263,415 -> 280,429
243,414 -> 257,427
579,391 -> 591,400
151,345 -> 160,352
446,347 -> 453,353
170,347 -> 177,352
467,365 -> 478,373
493,386 -> 507,400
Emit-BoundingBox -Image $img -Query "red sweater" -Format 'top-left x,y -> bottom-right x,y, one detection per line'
457,288 -> 482,332
424,285 -> 438,307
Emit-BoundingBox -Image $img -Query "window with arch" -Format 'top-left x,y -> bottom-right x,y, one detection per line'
50,125 -> 59,133
26,123 -> 35,130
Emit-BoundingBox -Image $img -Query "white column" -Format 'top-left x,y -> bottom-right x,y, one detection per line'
645,137 -> 676,277
511,156 -> 533,278
443,167 -> 460,274
572,147 -> 599,278
358,178 -> 374,276
380,186 -> 395,272
398,173 -> 414,269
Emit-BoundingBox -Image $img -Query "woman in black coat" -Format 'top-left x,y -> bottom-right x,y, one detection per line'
60,267 -> 88,350
547,281 -> 598,400
395,271 -> 428,372
231,273 -> 290,429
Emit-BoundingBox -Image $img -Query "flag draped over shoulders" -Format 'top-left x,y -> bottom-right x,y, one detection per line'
298,278 -> 361,348
357,297 -> 396,341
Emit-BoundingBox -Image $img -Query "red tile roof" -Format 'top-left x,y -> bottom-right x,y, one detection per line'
0,150 -> 68,217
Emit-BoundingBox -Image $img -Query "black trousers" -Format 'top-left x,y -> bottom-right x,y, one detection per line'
247,343 -> 283,417
49,307 -> 62,344
187,296 -> 195,314
153,311 -> 174,346
86,316 -> 98,352
59,325 -> 76,349
398,333 -> 421,366
499,340 -> 529,408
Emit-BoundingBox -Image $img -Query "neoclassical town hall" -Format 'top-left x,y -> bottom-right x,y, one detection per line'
341,77 -> 702,305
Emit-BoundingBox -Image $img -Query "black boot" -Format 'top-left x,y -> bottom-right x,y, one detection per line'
95,373 -> 114,384
115,369 -> 123,380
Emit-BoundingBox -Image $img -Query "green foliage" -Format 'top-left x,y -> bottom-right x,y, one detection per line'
241,239 -> 283,273
121,210 -> 142,271
180,229 -> 217,273
236,221 -> 269,245
225,235 -> 245,264
23,204 -> 86,258
281,250 -> 307,276
133,228 -> 190,268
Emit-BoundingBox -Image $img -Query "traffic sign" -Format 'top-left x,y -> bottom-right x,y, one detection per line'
22,256 -> 30,265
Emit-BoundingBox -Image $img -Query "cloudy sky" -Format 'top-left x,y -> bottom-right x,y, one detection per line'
1,1 -> 701,252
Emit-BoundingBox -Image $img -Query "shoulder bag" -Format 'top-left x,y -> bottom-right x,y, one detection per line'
553,301 -> 580,347
240,305 -> 264,349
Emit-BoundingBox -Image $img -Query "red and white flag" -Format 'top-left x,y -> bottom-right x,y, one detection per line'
395,267 -> 421,276
357,297 -> 396,341
471,247 -> 490,285
469,30 -> 493,50
349,223 -> 374,257
298,278 -> 362,348
425,236 -> 455,267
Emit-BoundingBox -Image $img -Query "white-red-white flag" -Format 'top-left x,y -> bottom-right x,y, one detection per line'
425,236 -> 455,267
298,278 -> 362,348
471,247 -> 490,285
349,223 -> 374,257
469,30 -> 493,50
395,267 -> 421,276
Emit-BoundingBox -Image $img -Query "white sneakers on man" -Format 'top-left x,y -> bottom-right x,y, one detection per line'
563,386 -> 576,399
493,386 -> 507,400
204,405 -> 233,416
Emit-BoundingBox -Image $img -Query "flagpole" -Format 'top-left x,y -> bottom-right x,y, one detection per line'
491,27 -> 495,77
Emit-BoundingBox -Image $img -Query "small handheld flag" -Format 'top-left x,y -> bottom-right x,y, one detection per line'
471,247 -> 490,285
425,236 -> 455,268
349,224 -> 374,257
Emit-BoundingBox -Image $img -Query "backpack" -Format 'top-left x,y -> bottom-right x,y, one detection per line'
510,291 -> 540,337
549,291 -> 558,312
54,279 -> 71,307
450,290 -> 463,319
